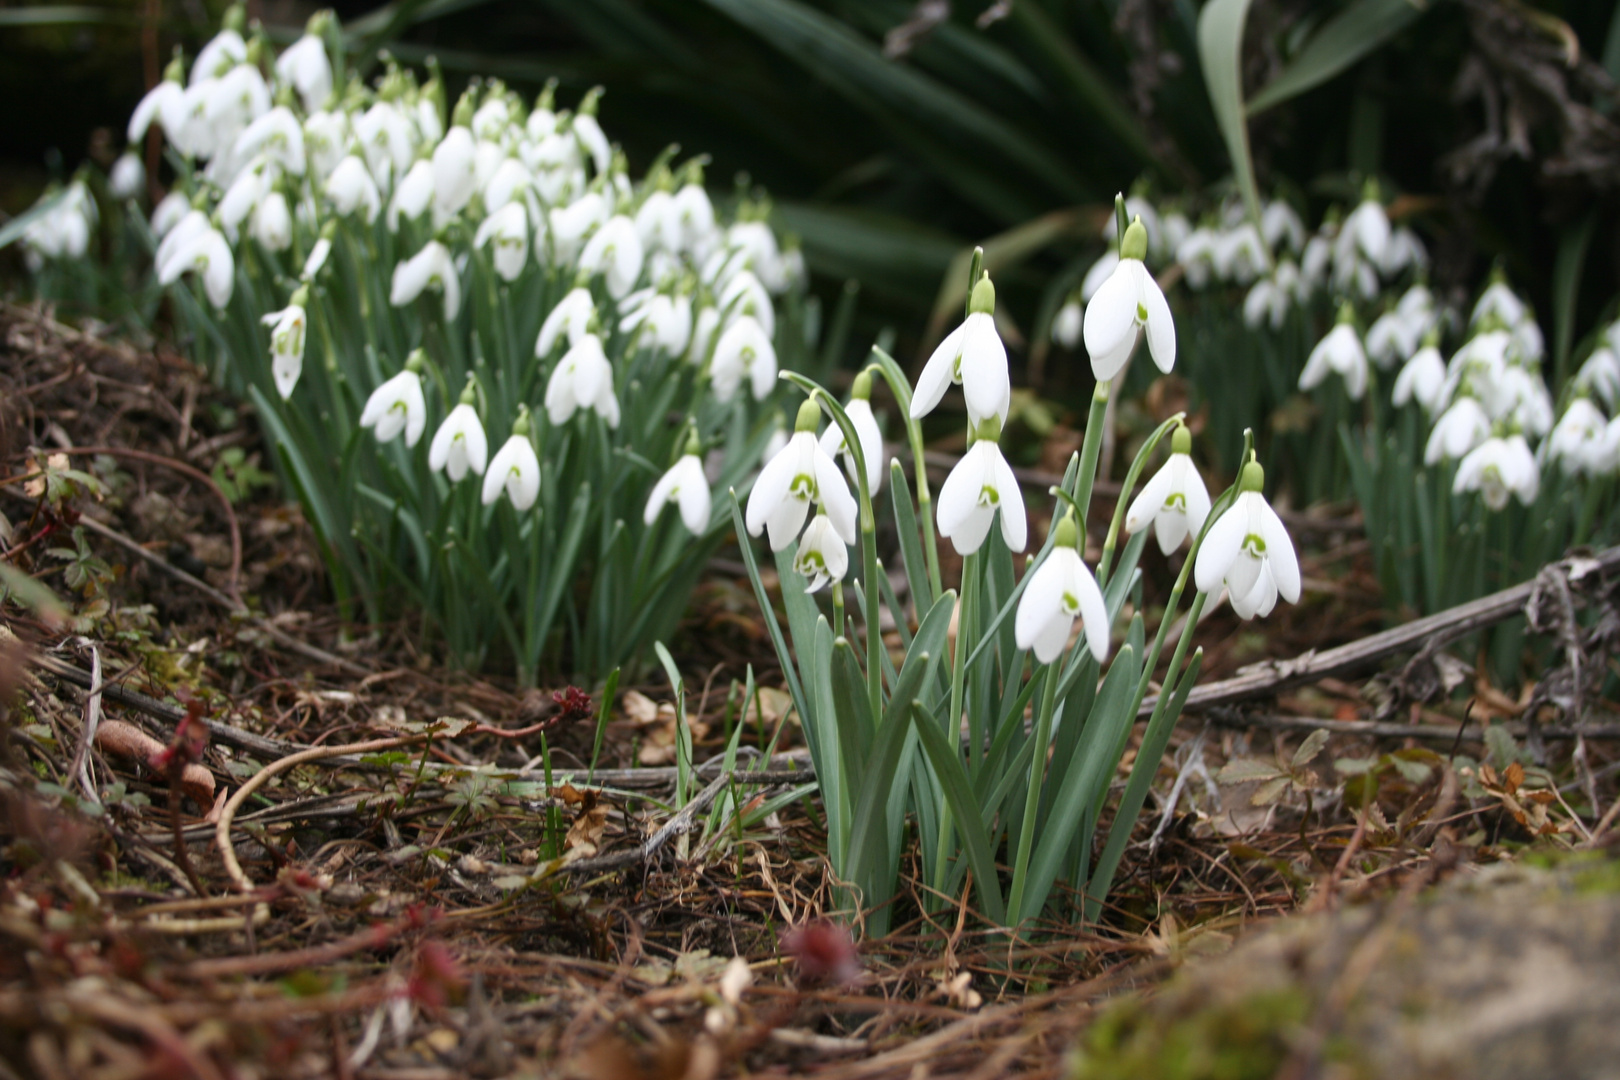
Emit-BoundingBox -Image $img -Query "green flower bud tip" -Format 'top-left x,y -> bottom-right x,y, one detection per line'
1422,326 -> 1442,349
307,9 -> 334,37
1360,176 -> 1381,204
1172,424 -> 1192,456
536,78 -> 557,112
974,413 -> 1002,444
1121,216 -> 1149,261
512,406 -> 532,437
1239,460 -> 1265,493
579,86 -> 604,116
794,396 -> 822,434
451,90 -> 476,128
289,284 -> 310,308
244,35 -> 266,67
968,272 -> 996,316
274,83 -> 297,109
223,3 -> 246,33
405,348 -> 427,374
851,370 -> 873,402
319,219 -> 338,240
1052,510 -> 1079,550
683,427 -> 703,457
459,377 -> 478,406
1335,301 -> 1356,326
163,52 -> 186,84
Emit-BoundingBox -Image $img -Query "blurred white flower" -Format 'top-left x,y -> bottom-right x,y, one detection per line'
545,333 -> 619,428
1300,310 -> 1368,400
818,374 -> 884,493
578,215 -> 643,298
644,452 -> 711,533
390,241 -> 461,321
1545,399 -> 1612,477
1051,297 -> 1083,349
536,287 -> 596,357
109,152 -> 146,200
1261,200 -> 1305,253
428,401 -> 489,481
474,201 -> 530,281
158,224 -> 234,308
262,298 -> 306,399
150,191 -> 190,238
1454,435 -> 1538,510
251,191 -> 292,251
234,106 -> 306,176
276,30 -> 333,113
1424,397 -> 1492,464
1392,344 -> 1447,413
360,367 -> 427,446
709,314 -> 777,403
388,159 -> 435,230
326,155 -> 381,222
432,125 -> 478,225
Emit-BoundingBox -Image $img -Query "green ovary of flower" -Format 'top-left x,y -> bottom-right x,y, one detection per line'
1242,532 -> 1267,557
1061,590 -> 1080,614
1162,492 -> 1186,512
1136,302 -> 1148,322
977,484 -> 1000,508
789,472 -> 817,501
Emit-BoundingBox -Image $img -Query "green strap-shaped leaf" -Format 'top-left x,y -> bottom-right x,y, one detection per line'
1247,0 -> 1426,117
1197,0 -> 1263,230
907,702 -> 1007,925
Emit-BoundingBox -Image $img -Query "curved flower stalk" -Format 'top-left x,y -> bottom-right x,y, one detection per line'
913,270 -> 1010,425
1124,424 -> 1211,555
818,370 -> 884,493
1014,512 -> 1109,663
1083,214 -> 1175,382
482,408 -> 541,511
745,397 -> 857,552
937,415 -> 1026,556
1193,460 -> 1301,620
644,432 -> 711,534
360,352 -> 428,447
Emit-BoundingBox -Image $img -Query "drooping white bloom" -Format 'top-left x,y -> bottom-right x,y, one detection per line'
1014,521 -> 1109,663
1424,397 -> 1492,465
471,96 -> 510,142
1124,428 -> 1211,555
1193,466 -> 1301,620
1344,194 -> 1391,266
473,201 -> 530,281
157,225 -> 234,308
1261,200 -> 1305,253
688,305 -> 721,365
727,220 -> 786,292
1380,227 -> 1427,276
217,161 -> 269,238
571,111 -> 612,176
718,270 -> 775,338
709,315 -> 777,404
1545,399 -> 1611,476
326,155 -> 381,222
578,215 -> 643,298
234,106 -> 306,176
482,157 -> 531,213
303,110 -> 349,180
1471,278 -> 1527,329
937,435 -> 1026,556
550,190 -> 609,262
1212,222 -> 1266,285
129,77 -> 186,145
1080,250 -> 1119,302
388,158 -> 434,230
150,191 -> 190,238
671,182 -> 715,255
1243,263 -> 1299,331
1051,297 -> 1083,349
818,376 -> 885,493
390,241 -> 461,321
359,367 -> 428,447
482,425 -> 542,510
192,27 -> 246,85
620,291 -> 692,356
1392,344 -> 1447,413
1454,435 -> 1538,510
1574,346 -> 1620,411
793,514 -> 849,594
1176,226 -> 1219,289
1365,307 -> 1426,369
431,125 -> 478,224
912,273 -> 1009,425
536,287 -> 596,357
24,181 -> 95,261
544,333 -> 619,428
745,403 -> 858,552
1496,366 -> 1554,437
428,402 -> 489,481
275,31 -> 333,113
355,101 -> 414,185
249,191 -> 291,251
1084,215 -> 1175,381
1299,311 -> 1368,400
262,300 -> 306,399
155,208 -> 209,273
109,152 -> 145,201
644,452 -> 711,533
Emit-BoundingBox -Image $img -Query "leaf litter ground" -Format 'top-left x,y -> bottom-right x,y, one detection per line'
1,302 -> 1618,1079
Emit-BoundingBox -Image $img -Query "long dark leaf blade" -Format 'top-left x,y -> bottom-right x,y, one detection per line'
908,703 -> 1007,924
1247,0 -> 1426,116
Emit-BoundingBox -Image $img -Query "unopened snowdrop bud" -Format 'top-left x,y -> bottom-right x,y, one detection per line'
1424,397 -> 1492,465
1014,511 -> 1109,663
359,351 -> 428,447
571,88 -> 612,176
158,222 -> 234,309
937,414 -> 1026,556
793,514 -> 849,594
1125,424 -> 1212,555
578,215 -> 643,299
913,270 -> 1010,426
428,381 -> 490,481
1454,434 -> 1538,510
710,315 -> 777,404
1392,336 -> 1447,413
389,158 -> 434,230
545,333 -> 619,428
1084,214 -> 1176,382
326,154 -> 381,222
474,201 -> 530,281
483,407 -> 541,510
1299,303 -> 1368,400
536,286 -> 596,357
1051,295 -> 1083,349
818,370 -> 885,493
1193,460 -> 1301,620
262,285 -> 308,399
390,240 -> 461,321
645,431 -> 711,534
303,220 -> 336,280
746,397 -> 858,552
109,152 -> 145,201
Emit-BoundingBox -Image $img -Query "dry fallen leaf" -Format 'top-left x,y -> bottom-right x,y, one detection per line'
564,789 -> 608,857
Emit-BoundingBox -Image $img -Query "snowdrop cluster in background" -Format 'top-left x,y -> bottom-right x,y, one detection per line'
55,5 -> 811,680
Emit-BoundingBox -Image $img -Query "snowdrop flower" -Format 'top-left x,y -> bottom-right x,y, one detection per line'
388,158 -> 434,230
262,287 -> 307,399
1176,226 -> 1219,289
1392,339 -> 1447,413
482,408 -> 541,510
326,154 -> 381,222
250,191 -> 291,251
156,208 -> 209,273
718,270 -> 775,338
570,94 -> 612,176
303,111 -> 349,180
1051,296 -> 1082,349
688,305 -> 721,365
818,371 -> 885,494
217,161 -> 269,238
1365,307 -> 1426,369
545,333 -> 619,428
1573,346 -> 1620,411
746,398 -> 858,552
158,223 -> 234,308
1243,262 -> 1298,330
709,315 -> 777,404
1424,397 -> 1492,464
1497,367 -> 1554,437
390,241 -> 460,321
536,287 -> 595,357
191,18 -> 246,84
474,201 -> 530,281
550,190 -> 609,263
471,95 -> 510,143
359,354 -> 428,447
1454,435 -> 1538,510
1193,461 -> 1301,620
1212,222 -> 1266,284
1261,200 -> 1305,253
913,271 -> 1010,425
645,433 -> 711,534
634,187 -> 678,251
129,58 -> 187,145
25,182 -> 94,261
432,112 -> 478,225
1014,512 -> 1109,663
578,215 -> 643,299
1471,276 -> 1527,329
302,224 -> 334,280
428,387 -> 489,481
1545,399 -> 1611,476
793,514 -> 849,594
728,219 -> 786,293
150,191 -> 190,238
937,416 -> 1026,556
482,157 -> 531,213
620,291 -> 692,356
234,106 -> 306,176
1084,215 -> 1176,382
1299,305 -> 1368,400
1080,249 -> 1118,302
1344,188 -> 1391,266
355,101 -> 414,185
275,18 -> 333,113
109,152 -> 145,201
1125,424 -> 1212,555
1509,317 -> 1545,367
1380,227 -> 1427,276
671,180 -> 715,253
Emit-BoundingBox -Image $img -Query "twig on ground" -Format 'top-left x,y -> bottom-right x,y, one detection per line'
1208,710 -> 1620,742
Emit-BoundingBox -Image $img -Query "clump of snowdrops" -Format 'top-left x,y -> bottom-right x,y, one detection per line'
738,204 -> 1302,934
35,6 -> 814,681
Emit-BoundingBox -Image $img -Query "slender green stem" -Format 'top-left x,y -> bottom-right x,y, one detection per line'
1074,382 -> 1110,533
1007,660 -> 1062,927
1098,413 -> 1183,585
